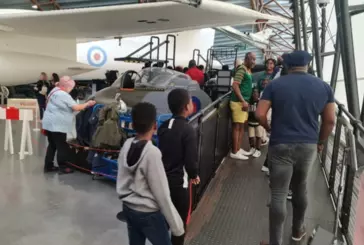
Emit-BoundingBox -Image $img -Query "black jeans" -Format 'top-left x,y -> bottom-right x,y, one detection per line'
44,131 -> 69,170
170,185 -> 189,245
123,204 -> 172,245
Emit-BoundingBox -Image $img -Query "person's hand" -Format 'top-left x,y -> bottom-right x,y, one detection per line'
87,100 -> 96,107
317,143 -> 324,153
242,101 -> 249,111
191,176 -> 200,185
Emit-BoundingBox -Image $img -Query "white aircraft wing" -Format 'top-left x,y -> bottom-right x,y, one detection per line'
0,51 -> 96,86
0,0 -> 290,40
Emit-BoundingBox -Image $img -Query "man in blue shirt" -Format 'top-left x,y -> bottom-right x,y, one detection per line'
256,50 -> 336,245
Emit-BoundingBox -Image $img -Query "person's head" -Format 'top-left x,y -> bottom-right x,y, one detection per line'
261,79 -> 270,89
244,52 -> 256,69
152,63 -> 158,67
198,65 -> 204,71
157,61 -> 164,68
131,102 -> 157,139
167,66 -> 173,70
234,59 -> 243,68
40,72 -> 47,81
144,61 -> 151,68
265,58 -> 276,72
58,76 -> 75,93
175,66 -> 183,72
188,60 -> 197,69
51,73 -> 60,84
222,65 -> 229,71
183,67 -> 188,73
282,50 -> 312,73
252,87 -> 260,101
168,88 -> 194,118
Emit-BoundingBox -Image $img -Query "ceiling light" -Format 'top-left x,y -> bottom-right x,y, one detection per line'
31,5 -> 38,9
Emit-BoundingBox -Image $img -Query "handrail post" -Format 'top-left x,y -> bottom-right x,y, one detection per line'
329,108 -> 343,196
340,127 -> 358,237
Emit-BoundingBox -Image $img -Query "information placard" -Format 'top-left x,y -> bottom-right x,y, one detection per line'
7,99 -> 40,131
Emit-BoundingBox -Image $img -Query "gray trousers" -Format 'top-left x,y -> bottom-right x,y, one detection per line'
268,143 -> 317,245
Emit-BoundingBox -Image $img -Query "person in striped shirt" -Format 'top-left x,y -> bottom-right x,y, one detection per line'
229,52 -> 256,161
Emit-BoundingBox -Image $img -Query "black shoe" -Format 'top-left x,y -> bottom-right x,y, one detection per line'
287,190 -> 292,200
292,226 -> 306,241
44,166 -> 59,173
116,211 -> 126,222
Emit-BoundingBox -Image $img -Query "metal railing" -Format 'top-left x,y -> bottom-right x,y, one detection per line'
320,100 -> 364,245
188,91 -> 232,207
187,89 -> 364,245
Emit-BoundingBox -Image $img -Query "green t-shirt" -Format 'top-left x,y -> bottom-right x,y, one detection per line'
231,65 -> 253,102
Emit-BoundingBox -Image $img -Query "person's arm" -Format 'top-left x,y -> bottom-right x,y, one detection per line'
232,67 -> 246,103
256,83 -> 273,131
319,85 -> 336,144
72,101 -> 95,112
146,149 -> 185,237
183,125 -> 199,181
60,92 -> 96,112
319,103 -> 336,143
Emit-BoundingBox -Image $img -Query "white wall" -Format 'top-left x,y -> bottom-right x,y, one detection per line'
74,29 -> 216,80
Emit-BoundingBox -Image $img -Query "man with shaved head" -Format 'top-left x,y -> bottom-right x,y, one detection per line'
230,52 -> 256,161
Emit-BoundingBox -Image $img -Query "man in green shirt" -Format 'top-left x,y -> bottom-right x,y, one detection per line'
230,52 -> 256,160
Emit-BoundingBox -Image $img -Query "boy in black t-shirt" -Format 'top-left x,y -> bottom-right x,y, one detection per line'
248,88 -> 263,158
158,88 -> 201,245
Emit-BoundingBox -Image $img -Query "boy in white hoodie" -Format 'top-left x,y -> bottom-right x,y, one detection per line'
116,102 -> 184,245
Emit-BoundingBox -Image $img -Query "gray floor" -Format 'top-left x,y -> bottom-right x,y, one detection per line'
0,121 -> 335,245
186,146 -> 335,245
0,121 -> 129,245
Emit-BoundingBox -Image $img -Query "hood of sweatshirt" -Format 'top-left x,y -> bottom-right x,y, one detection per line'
123,138 -> 148,170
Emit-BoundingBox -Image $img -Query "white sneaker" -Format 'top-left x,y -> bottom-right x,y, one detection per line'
238,148 -> 253,156
261,166 -> 269,172
230,152 -> 249,160
252,149 -> 261,158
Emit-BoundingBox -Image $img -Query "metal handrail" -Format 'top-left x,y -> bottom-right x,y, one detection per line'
335,99 -> 364,133
189,91 -> 232,122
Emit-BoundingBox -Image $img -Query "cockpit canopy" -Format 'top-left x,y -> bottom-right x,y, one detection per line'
111,67 -> 192,90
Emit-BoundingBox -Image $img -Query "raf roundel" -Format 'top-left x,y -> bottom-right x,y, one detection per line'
87,46 -> 107,67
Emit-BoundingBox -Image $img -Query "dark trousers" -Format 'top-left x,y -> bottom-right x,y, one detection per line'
123,204 -> 172,245
44,131 -> 69,170
170,185 -> 189,245
268,144 -> 316,245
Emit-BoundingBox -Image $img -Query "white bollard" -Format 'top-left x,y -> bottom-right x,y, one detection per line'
4,119 -> 14,155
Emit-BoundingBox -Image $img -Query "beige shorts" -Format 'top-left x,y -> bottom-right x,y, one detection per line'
248,125 -> 264,138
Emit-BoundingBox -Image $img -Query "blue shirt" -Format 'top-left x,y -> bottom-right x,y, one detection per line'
261,72 -> 334,145
42,88 -> 77,133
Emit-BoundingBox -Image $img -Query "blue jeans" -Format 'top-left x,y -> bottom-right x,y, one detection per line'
268,143 -> 317,245
123,204 -> 172,245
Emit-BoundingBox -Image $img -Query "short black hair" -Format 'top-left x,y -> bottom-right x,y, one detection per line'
131,102 -> 156,134
245,52 -> 253,60
168,88 -> 191,115
188,60 -> 196,68
52,73 -> 60,82
198,65 -> 204,70
265,58 -> 276,66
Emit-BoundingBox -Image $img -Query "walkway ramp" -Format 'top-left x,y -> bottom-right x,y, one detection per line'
186,148 -> 335,245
